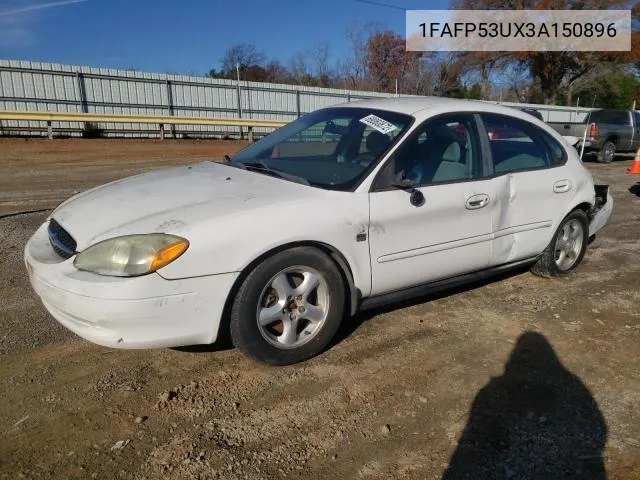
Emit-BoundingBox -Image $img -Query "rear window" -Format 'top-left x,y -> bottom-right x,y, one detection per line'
482,113 -> 566,174
589,110 -> 630,125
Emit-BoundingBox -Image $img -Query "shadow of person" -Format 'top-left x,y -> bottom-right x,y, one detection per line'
630,183 -> 640,197
443,332 -> 607,480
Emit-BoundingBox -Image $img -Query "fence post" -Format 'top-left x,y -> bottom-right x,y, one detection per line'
165,80 -> 176,138
248,126 -> 254,143
75,72 -> 89,137
75,72 -> 89,113
47,121 -> 53,140
296,90 -> 301,118
159,123 -> 165,140
236,78 -> 244,140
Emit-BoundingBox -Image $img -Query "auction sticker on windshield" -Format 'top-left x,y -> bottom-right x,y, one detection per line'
360,114 -> 398,134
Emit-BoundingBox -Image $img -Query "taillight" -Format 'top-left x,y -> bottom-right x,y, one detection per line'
589,123 -> 599,139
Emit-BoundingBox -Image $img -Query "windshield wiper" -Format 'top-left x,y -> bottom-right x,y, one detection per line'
239,161 -> 311,186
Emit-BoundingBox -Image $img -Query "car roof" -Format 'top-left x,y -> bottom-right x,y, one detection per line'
338,96 -> 538,121
337,96 -> 464,115
333,96 -> 575,148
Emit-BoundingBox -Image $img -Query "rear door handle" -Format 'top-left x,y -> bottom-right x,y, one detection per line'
553,180 -> 572,193
466,193 -> 490,210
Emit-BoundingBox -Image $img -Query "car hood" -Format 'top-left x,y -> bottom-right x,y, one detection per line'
51,161 -> 325,250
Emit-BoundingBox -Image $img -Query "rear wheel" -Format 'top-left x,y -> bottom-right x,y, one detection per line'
597,140 -> 616,163
230,247 -> 345,365
531,210 -> 589,278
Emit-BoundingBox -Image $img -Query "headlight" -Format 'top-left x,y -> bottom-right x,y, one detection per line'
73,234 -> 189,277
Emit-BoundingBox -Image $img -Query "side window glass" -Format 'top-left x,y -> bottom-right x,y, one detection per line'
544,133 -> 567,166
589,111 -> 602,123
392,115 -> 481,186
482,114 -> 552,173
591,110 -> 629,124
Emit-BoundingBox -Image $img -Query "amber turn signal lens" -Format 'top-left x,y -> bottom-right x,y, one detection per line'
150,239 -> 189,271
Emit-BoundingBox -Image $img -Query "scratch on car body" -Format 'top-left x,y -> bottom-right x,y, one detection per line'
155,219 -> 186,232
370,222 -> 386,235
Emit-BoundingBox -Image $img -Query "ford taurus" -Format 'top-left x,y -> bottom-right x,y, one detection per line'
25,98 -> 613,365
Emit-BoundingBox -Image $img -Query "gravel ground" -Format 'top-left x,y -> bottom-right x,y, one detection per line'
0,139 -> 639,479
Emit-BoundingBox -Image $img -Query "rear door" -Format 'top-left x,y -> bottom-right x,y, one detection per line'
368,113 -> 496,296
480,113 -> 574,264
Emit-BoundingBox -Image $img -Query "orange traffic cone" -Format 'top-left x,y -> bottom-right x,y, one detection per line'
628,147 -> 640,174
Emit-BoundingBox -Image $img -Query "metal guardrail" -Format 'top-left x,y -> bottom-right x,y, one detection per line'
0,110 -> 287,140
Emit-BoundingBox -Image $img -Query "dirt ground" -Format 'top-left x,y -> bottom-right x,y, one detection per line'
0,138 -> 249,217
0,139 -> 639,479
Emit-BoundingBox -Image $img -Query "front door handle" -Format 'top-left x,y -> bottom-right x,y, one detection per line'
466,193 -> 490,210
553,180 -> 572,193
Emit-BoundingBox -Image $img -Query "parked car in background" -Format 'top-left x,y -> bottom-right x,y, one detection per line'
25,98 -> 613,365
548,109 -> 640,162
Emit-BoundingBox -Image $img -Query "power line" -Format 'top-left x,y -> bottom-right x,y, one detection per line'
350,0 -> 455,21
352,0 -> 407,11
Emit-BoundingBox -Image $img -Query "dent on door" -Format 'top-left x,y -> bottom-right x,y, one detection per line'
491,172 -> 558,264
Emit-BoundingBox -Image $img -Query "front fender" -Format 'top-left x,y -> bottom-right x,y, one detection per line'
157,192 -> 373,298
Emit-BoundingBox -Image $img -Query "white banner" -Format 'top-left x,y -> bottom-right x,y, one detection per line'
406,10 -> 631,52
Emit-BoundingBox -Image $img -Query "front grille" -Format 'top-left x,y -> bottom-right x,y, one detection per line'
48,219 -> 77,259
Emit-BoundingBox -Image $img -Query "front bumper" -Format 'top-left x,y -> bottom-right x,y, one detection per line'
25,222 -> 238,349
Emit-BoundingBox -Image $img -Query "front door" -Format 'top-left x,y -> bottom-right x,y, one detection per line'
368,114 -> 495,296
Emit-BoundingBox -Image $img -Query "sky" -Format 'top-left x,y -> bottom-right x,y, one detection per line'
0,0 -> 450,74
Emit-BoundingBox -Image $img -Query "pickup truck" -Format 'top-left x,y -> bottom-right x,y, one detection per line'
548,109 -> 640,162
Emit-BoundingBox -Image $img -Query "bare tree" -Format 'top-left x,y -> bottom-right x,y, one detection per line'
220,43 -> 266,74
308,41 -> 333,87
264,60 -> 290,83
289,52 -> 313,85
339,22 -> 384,90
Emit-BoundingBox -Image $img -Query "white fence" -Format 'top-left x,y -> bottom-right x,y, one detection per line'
0,60 -> 593,138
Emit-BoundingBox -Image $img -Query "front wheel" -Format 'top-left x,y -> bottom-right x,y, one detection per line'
531,210 -> 589,278
230,247 -> 345,365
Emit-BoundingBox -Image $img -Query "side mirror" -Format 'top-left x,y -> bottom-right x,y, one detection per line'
323,120 -> 348,136
410,190 -> 425,207
392,176 -> 425,207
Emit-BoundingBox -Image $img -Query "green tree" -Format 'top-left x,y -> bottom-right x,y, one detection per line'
466,83 -> 483,99
571,70 -> 640,109
453,0 -> 640,104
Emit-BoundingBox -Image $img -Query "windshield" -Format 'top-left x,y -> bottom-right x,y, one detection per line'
232,107 -> 412,191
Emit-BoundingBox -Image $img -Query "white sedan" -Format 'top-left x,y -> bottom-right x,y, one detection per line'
25,98 -> 613,365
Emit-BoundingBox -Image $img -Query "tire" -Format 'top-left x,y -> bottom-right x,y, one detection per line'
230,247 -> 345,365
596,140 -> 616,163
531,209 -> 589,278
